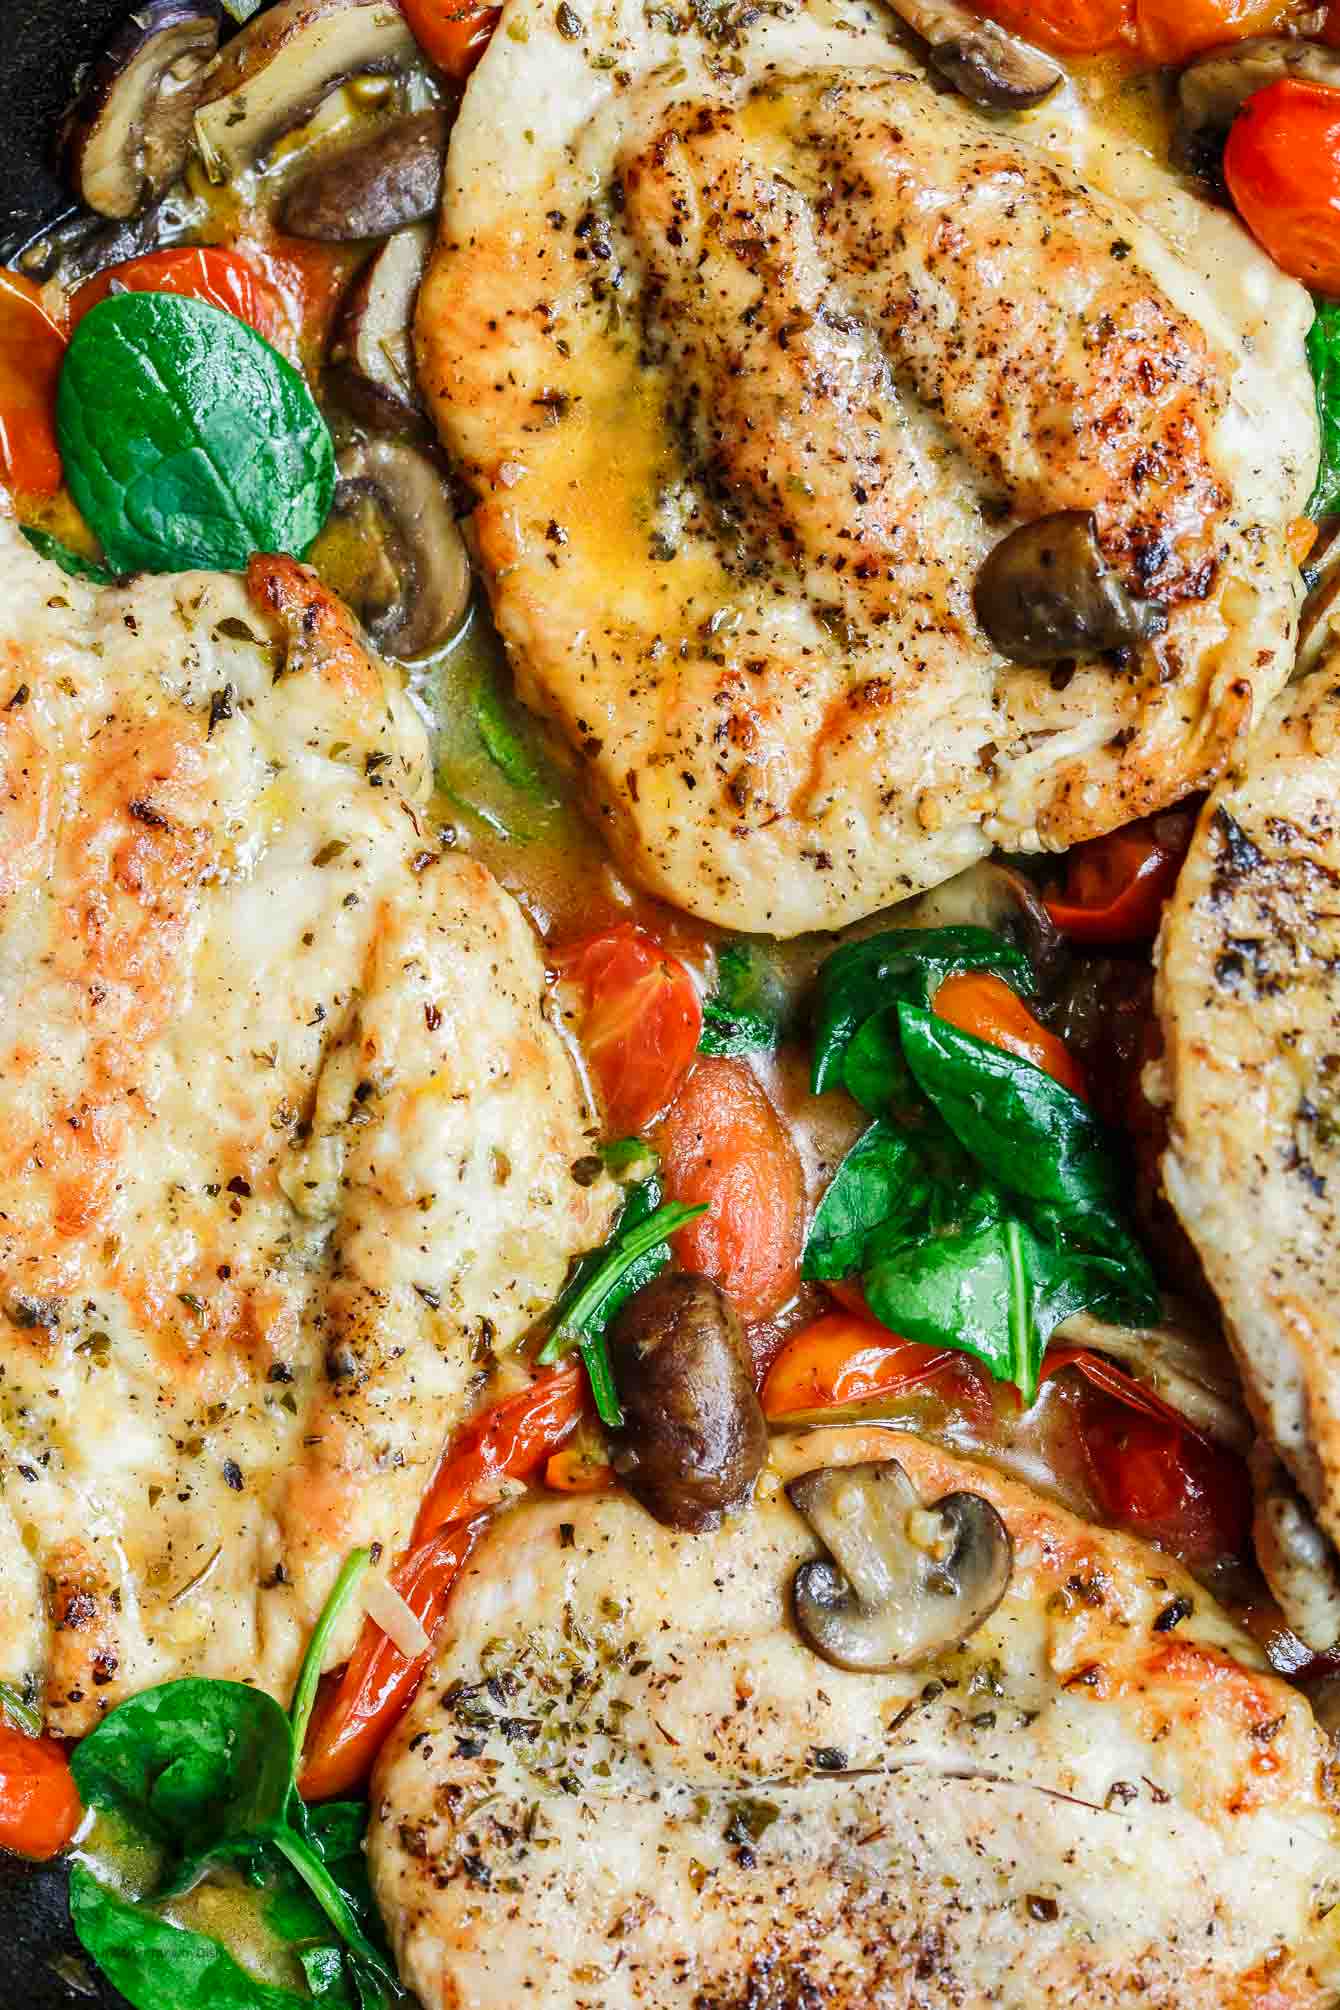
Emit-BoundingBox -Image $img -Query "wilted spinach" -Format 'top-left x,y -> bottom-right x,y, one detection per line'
700,942 -> 786,1056
1306,299 -> 1340,521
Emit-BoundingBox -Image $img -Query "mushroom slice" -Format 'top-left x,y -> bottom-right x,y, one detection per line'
328,222 -> 432,429
974,510 -> 1168,666
63,0 -> 222,219
787,1458 -> 1012,1672
903,859 -> 1064,993
282,106 -> 447,239
194,0 -> 418,180
1250,1444 -> 1340,1653
325,440 -> 469,659
888,0 -> 1061,109
1176,36 -> 1340,175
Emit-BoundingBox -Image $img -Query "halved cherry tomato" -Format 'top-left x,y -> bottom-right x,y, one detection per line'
412,1363 -> 583,1544
545,1446 -> 615,1492
761,1313 -> 956,1416
299,1519 -> 481,1801
398,0 -> 500,77
0,1726 -> 81,1859
969,0 -> 1133,53
933,972 -> 1088,1100
658,1056 -> 805,1322
1039,1346 -> 1211,1443
1045,809 -> 1194,946
557,923 -> 702,1136
0,271 -> 66,501
69,248 -> 289,349
1084,1409 -> 1252,1562
1134,0 -> 1296,63
1224,78 -> 1340,295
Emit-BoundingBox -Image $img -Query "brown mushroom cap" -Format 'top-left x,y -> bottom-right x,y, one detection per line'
1176,37 -> 1340,175
282,106 -> 448,240
886,0 -> 1062,108
327,221 -> 432,431
63,0 -> 222,219
328,440 -> 470,660
787,1457 -> 1012,1672
973,510 -> 1168,666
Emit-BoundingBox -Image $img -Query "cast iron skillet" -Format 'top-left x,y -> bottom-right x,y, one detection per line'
0,13 -> 156,2000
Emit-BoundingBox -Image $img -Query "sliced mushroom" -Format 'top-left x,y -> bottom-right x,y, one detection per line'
1175,37 -> 1340,176
903,860 -> 1064,994
281,106 -> 447,239
194,0 -> 419,180
974,510 -> 1168,666
328,222 -> 431,428
63,0 -> 222,219
1250,1443 -> 1340,1652
888,0 -> 1061,109
325,441 -> 469,658
787,1458 -> 1012,1672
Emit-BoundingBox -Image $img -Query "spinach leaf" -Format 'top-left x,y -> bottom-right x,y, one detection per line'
802,1121 -> 926,1281
700,942 -> 785,1056
840,1004 -> 914,1114
289,1549 -> 370,1785
1307,300 -> 1340,520
58,293 -> 334,576
811,927 -> 1034,1094
19,525 -> 116,582
69,1867 -> 308,2010
473,669 -> 558,800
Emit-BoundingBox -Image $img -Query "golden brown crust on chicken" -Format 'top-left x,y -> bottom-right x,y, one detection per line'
370,1428 -> 1340,2008
418,0 -> 1314,934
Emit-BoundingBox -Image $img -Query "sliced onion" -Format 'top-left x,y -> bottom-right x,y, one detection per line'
362,1567 -> 431,1660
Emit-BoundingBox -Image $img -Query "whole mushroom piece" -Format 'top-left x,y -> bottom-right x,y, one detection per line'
63,0 -> 222,219
887,0 -> 1062,108
328,440 -> 470,659
974,510 -> 1168,666
787,1458 -> 1012,1672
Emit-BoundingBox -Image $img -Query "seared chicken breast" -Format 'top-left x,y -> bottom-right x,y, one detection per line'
371,1427 -> 1340,2008
1159,659 -> 1340,1647
418,0 -> 1315,934
0,526 -> 614,1734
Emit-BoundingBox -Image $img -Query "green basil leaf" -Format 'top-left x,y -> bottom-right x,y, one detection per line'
71,1679 -> 294,1884
69,1866 -> 308,2010
802,1120 -> 926,1280
58,293 -> 334,575
1307,300 -> 1340,520
811,927 -> 1034,1093
700,942 -> 785,1056
19,525 -> 116,582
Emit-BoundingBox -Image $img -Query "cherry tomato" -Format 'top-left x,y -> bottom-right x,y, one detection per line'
1039,1346 -> 1211,1440
1085,1408 -> 1252,1563
398,0 -> 500,77
0,1726 -> 81,1859
761,1313 -> 956,1416
69,248 -> 289,349
0,271 -> 66,501
969,0 -> 1133,53
1224,79 -> 1340,295
557,923 -> 702,1136
658,1056 -> 805,1322
545,1445 -> 615,1492
933,971 -> 1088,1100
1045,809 -> 1194,945
299,1519 -> 481,1801
1135,0 -> 1297,63
412,1364 -> 582,1543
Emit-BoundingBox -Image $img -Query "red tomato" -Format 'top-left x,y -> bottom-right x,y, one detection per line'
761,1313 -> 956,1416
969,0 -> 1133,53
557,923 -> 702,1136
657,1056 -> 805,1322
0,1726 -> 81,1859
1045,810 -> 1195,946
69,248 -> 289,349
398,0 -> 500,76
0,271 -> 66,501
1085,1408 -> 1251,1563
412,1364 -> 582,1543
933,972 -> 1088,1101
1224,79 -> 1340,295
1135,0 -> 1297,62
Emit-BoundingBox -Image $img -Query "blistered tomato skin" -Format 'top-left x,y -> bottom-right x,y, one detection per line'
68,248 -> 290,348
0,272 -> 66,501
0,1726 -> 82,1860
557,923 -> 703,1136
1136,0 -> 1297,62
398,0 -> 500,76
969,0 -> 1134,53
1224,79 -> 1340,295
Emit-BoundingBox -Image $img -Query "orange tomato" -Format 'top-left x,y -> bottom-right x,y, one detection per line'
1224,79 -> 1340,295
398,0 -> 500,76
0,1726 -> 81,1859
969,0 -> 1133,53
69,247 -> 290,349
1134,0 -> 1296,63
932,972 -> 1087,1100
761,1313 -> 956,1416
0,271 -> 66,501
557,923 -> 703,1136
545,1446 -> 615,1491
657,1056 -> 805,1321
